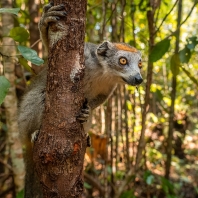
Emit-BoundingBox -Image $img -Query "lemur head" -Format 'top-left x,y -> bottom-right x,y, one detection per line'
96,41 -> 143,86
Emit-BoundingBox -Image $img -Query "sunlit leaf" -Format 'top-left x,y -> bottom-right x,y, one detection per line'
18,57 -> 34,74
17,45 -> 44,66
148,112 -> 158,123
0,8 -> 20,15
149,39 -> 170,62
163,97 -> 171,107
0,76 -> 10,105
9,27 -> 29,42
170,54 -> 180,76
126,100 -> 132,111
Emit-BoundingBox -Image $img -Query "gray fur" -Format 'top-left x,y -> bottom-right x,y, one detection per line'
18,3 -> 143,198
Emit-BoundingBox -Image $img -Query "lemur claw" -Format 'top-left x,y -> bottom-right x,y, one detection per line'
87,135 -> 91,147
77,99 -> 90,123
31,130 -> 40,143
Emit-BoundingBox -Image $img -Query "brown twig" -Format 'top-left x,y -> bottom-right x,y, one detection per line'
165,0 -> 198,39
0,158 -> 13,171
0,51 -> 9,58
30,38 -> 41,48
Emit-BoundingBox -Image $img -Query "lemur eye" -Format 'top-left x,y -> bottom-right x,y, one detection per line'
119,57 -> 127,65
138,60 -> 142,68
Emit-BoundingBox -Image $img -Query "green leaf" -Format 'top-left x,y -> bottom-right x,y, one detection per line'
143,170 -> 154,185
179,47 -> 191,63
161,177 -> 174,194
18,57 -> 34,74
146,175 -> 154,185
149,39 -> 170,62
0,8 -> 20,15
0,76 -> 10,105
84,182 -> 92,189
17,45 -> 44,66
170,54 -> 180,76
120,190 -> 135,198
186,36 -> 198,50
9,27 -> 29,42
16,189 -> 24,198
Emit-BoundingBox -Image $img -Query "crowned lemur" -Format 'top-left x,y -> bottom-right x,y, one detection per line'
18,3 -> 143,198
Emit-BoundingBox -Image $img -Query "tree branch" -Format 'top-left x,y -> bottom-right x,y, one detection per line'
154,0 -> 179,35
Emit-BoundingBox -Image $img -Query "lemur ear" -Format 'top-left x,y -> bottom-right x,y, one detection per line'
97,41 -> 113,56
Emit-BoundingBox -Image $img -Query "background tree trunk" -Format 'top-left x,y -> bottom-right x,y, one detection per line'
33,0 -> 87,197
165,0 -> 182,179
28,0 -> 43,74
2,0 -> 25,193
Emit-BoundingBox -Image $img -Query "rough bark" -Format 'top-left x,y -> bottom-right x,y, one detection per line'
33,0 -> 87,197
2,0 -> 25,193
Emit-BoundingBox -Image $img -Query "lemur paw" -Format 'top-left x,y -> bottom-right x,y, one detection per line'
31,130 -> 40,143
77,99 -> 90,123
39,3 -> 67,29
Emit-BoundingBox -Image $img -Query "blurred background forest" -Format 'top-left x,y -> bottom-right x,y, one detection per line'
0,0 -> 198,197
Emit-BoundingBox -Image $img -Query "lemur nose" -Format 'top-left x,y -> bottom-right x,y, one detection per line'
134,73 -> 143,85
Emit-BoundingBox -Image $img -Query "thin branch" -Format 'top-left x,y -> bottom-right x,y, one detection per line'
165,0 -> 198,39
0,158 -> 13,171
0,51 -> 9,58
114,167 -> 135,198
104,0 -> 119,26
154,1 -> 161,25
30,38 -> 41,48
84,172 -> 105,196
155,0 -> 179,35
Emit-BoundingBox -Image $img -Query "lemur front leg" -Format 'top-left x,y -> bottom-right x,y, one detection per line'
38,3 -> 67,51
31,101 -> 90,143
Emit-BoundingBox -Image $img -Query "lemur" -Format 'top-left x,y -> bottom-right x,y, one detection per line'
18,3 -> 143,198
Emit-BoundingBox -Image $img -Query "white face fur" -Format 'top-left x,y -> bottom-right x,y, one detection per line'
96,41 -> 143,86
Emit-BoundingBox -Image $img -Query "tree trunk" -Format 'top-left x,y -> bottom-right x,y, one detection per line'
135,0 -> 156,170
2,0 -> 25,193
28,0 -> 43,74
165,0 -> 182,179
33,0 -> 87,197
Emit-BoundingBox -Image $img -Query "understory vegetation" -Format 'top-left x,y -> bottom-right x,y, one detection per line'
0,0 -> 198,197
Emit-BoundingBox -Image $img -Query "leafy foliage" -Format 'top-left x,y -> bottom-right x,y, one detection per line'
0,8 -> 20,15
1,0 -> 198,197
0,76 -> 10,105
149,39 -> 170,62
17,45 -> 44,66
120,190 -> 136,198
170,54 -> 180,76
9,27 -> 29,42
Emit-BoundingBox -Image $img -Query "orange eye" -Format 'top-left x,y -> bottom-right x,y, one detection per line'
119,57 -> 127,65
138,61 -> 142,68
